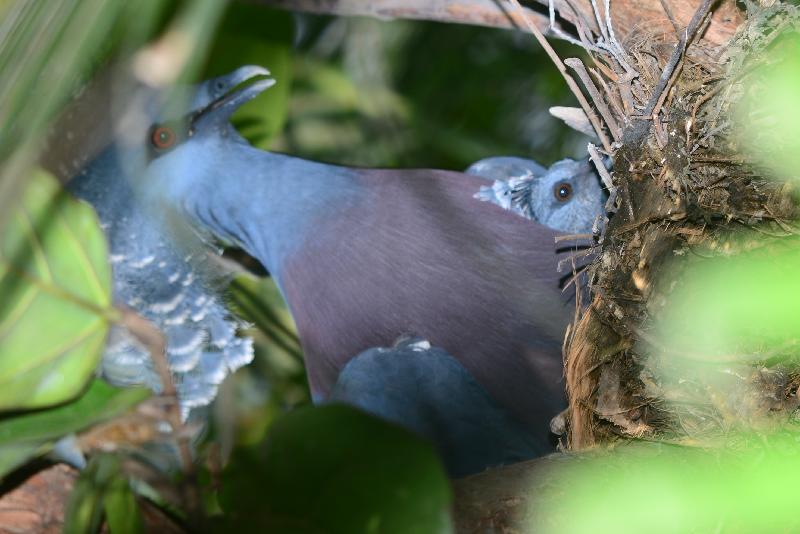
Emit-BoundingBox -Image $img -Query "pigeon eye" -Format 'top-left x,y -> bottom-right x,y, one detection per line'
554,182 -> 573,202
151,125 -> 176,150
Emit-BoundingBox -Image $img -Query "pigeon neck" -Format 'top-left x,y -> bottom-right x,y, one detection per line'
195,147 -> 362,283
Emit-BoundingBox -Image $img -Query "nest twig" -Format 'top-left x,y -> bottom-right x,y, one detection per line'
523,1 -> 800,449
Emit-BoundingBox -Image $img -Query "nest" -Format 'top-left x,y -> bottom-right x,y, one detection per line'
562,3 -> 800,449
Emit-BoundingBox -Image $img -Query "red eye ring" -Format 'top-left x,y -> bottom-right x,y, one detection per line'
151,126 -> 176,149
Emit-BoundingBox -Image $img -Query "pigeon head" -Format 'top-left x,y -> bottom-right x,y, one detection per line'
138,66 -> 275,229
469,155 -> 606,234
528,157 -> 605,234
65,66 -> 275,416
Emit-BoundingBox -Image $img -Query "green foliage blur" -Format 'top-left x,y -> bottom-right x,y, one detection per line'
655,243 -> 800,360
219,404 -> 451,533
273,14 -> 586,169
536,439 -> 800,533
734,31 -> 800,184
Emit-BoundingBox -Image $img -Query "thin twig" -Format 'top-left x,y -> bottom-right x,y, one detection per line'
642,0 -> 715,117
617,80 -> 636,115
588,143 -> 613,191
589,66 -> 625,118
555,233 -> 595,242
118,307 -> 200,518
587,0 -> 637,78
547,0 -> 602,51
559,0 -> 622,80
590,0 -> 610,41
507,0 -> 613,152
558,247 -> 595,272
565,57 -> 622,141
603,0 -> 637,76
255,0 -> 552,33
658,0 -> 682,38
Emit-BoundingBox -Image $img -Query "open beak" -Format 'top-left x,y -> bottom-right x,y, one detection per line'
191,65 -> 276,125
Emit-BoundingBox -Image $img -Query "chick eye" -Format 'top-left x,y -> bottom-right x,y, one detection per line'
151,125 -> 176,150
554,182 -> 573,202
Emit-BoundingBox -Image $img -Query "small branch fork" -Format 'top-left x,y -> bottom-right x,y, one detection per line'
506,0 -> 648,154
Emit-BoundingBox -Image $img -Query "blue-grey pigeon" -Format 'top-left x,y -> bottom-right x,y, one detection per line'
70,66 -> 598,475
67,68 -> 266,418
467,156 -> 606,234
330,337 -> 549,477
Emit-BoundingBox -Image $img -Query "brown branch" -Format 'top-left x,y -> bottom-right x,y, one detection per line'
251,0 -> 743,48
453,454 -> 570,532
247,0 -> 551,33
658,0 -> 683,37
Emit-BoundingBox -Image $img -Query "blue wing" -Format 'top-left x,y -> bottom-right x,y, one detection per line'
329,337 -> 548,477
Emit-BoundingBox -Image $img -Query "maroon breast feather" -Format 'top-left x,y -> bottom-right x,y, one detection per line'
281,168 -> 581,438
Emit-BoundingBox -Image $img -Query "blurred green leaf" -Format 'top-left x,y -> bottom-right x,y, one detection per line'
735,31 -> 800,182
103,471 -> 145,534
0,380 -> 149,478
537,439 -> 800,533
655,245 -> 800,359
204,4 -> 294,148
219,404 -> 452,533
65,453 -> 144,534
0,442 -> 46,478
0,169 -> 113,410
0,380 -> 149,446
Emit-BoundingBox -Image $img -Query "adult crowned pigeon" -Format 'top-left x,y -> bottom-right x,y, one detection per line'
68,69 -> 265,417
71,66 -> 601,475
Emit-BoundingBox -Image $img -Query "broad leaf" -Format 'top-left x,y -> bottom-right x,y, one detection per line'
0,380 -> 149,478
65,453 -> 144,534
220,404 -> 453,533
0,169 -> 113,410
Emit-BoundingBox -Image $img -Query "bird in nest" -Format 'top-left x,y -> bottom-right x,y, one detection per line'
69,66 -> 605,476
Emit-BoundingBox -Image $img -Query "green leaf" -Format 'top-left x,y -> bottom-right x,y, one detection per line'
0,380 -> 149,478
655,246 -> 800,359
219,404 -> 453,534
735,32 -> 800,183
0,169 -> 113,410
203,4 -> 294,148
103,473 -> 145,534
65,453 -> 144,534
0,380 -> 149,446
0,441 -> 47,479
537,439 -> 800,533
